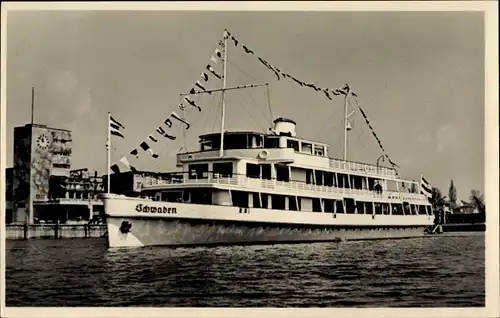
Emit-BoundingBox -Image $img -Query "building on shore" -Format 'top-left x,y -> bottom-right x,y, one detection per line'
7,123 -> 105,225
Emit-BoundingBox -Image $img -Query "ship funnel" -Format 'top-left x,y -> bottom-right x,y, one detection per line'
272,117 -> 296,137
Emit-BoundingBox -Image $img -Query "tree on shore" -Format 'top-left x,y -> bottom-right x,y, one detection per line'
448,180 -> 457,208
430,187 -> 446,211
469,189 -> 485,213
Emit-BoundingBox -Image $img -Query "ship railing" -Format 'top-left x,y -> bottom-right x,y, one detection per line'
328,158 -> 397,178
149,174 -> 423,200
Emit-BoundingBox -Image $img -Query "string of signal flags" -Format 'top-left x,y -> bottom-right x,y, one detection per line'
109,29 -> 399,174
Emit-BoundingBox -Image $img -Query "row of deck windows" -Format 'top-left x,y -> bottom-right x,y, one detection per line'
187,163 -> 414,193
155,189 -> 430,215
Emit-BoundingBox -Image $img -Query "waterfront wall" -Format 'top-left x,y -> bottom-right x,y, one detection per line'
6,224 -> 107,240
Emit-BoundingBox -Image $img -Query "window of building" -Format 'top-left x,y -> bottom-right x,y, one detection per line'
261,193 -> 269,209
301,142 -> 313,154
264,136 -> 280,148
336,200 -> 345,213
314,170 -> 323,186
345,198 -> 356,214
261,164 -> 272,180
189,164 -> 209,179
419,205 -> 428,215
276,166 -> 289,182
382,203 -> 390,215
403,202 -> 411,215
312,198 -> 322,212
231,190 -> 249,208
190,188 -> 212,204
287,139 -> 300,152
393,203 -> 404,215
324,172 -> 334,187
246,163 -> 260,179
356,201 -> 365,214
375,203 -> 383,215
289,196 -> 298,211
213,162 -> 233,178
161,191 -> 183,202
272,194 -> 286,210
252,193 -> 261,208
314,145 -> 324,156
365,202 -> 373,214
306,169 -> 313,184
324,199 -> 335,213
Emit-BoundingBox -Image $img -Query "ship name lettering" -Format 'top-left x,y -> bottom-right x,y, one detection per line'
135,204 -> 177,214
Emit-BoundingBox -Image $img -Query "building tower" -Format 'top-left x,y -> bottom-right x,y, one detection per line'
12,124 -> 72,224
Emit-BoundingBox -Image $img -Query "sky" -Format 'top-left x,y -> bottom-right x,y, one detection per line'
5,9 -> 485,200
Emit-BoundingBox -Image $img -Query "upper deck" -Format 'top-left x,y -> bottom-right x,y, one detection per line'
177,131 -> 399,180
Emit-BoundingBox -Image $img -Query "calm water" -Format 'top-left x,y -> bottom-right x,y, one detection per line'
6,233 -> 484,307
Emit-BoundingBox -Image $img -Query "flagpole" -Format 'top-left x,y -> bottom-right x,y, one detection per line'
219,30 -> 228,158
182,101 -> 187,153
107,112 -> 111,194
343,93 -> 348,161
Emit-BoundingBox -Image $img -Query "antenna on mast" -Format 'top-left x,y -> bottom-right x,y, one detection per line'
31,87 -> 35,125
342,91 -> 348,161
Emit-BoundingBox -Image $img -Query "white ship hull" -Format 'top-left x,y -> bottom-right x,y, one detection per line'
103,194 -> 435,248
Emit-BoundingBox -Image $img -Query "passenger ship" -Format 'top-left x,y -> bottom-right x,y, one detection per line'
102,32 -> 435,248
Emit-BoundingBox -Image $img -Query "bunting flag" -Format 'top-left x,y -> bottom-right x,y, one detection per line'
322,88 -> 332,100
130,149 -> 139,157
148,135 -> 158,143
206,64 -> 222,79
109,115 -> 125,138
201,72 -> 209,81
140,141 -> 159,159
215,48 -> 222,59
257,57 -> 280,80
171,111 -> 191,129
184,96 -> 202,111
242,45 -> 254,54
226,30 -> 350,103
119,156 -> 137,173
231,36 -> 238,46
178,103 -> 186,111
346,120 -> 352,131
420,175 -> 432,199
210,55 -> 218,64
156,126 -> 165,135
110,164 -> 121,174
353,95 -> 399,169
195,80 -> 208,93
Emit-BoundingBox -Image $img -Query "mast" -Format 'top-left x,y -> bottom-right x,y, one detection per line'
31,87 -> 35,125
343,93 -> 348,161
219,30 -> 228,158
106,112 -> 111,194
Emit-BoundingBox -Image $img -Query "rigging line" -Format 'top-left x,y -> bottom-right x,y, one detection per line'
231,66 -> 271,128
212,97 -> 222,132
313,108 -> 340,141
266,84 -> 273,127
227,58 -> 280,87
243,87 -> 272,126
234,98 -> 268,133
228,58 -> 272,125
202,91 -> 218,132
226,58 -> 259,82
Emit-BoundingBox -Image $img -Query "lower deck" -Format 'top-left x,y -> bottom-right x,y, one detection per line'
142,187 -> 432,217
